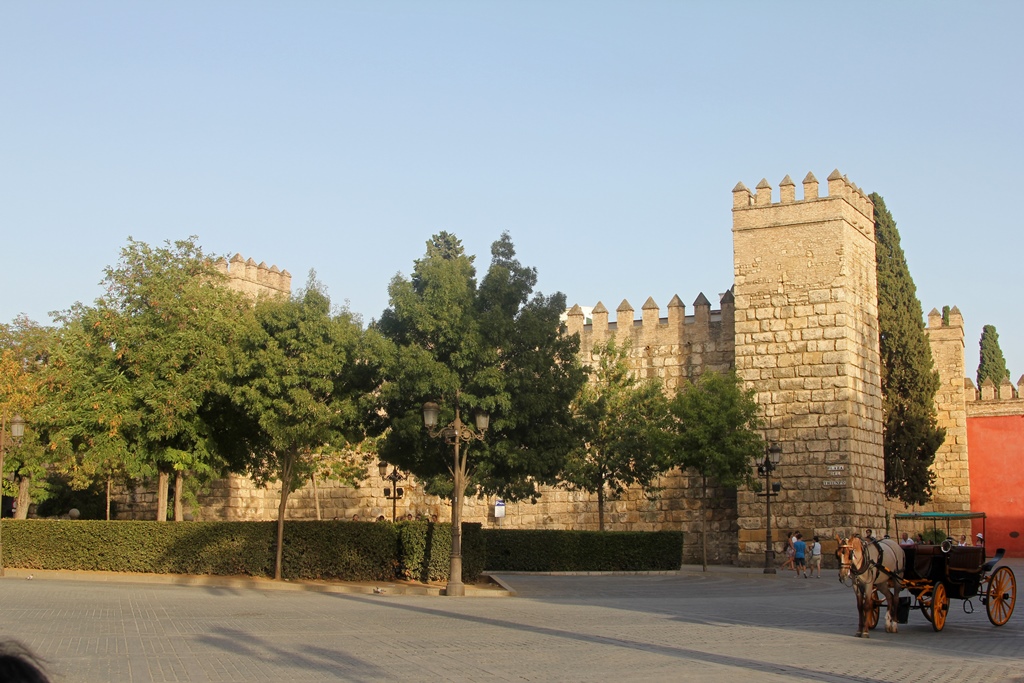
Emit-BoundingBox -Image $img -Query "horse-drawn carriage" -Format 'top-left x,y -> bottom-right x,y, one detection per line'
854,512 -> 1016,633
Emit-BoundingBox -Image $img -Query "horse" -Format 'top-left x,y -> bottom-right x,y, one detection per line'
836,535 -> 906,637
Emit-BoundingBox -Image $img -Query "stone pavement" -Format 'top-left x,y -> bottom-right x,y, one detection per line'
1,560 -> 1022,683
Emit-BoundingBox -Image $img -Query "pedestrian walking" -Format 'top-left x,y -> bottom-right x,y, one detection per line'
809,535 -> 822,578
781,532 -> 796,571
793,533 -> 808,578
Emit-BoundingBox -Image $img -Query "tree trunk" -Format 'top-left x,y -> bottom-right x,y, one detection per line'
14,475 -> 31,519
156,470 -> 169,522
597,484 -> 605,531
274,454 -> 296,580
311,474 -> 322,521
173,470 -> 184,521
701,475 -> 708,572
106,474 -> 112,521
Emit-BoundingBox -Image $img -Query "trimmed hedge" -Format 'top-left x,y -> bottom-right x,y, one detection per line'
397,521 -> 484,582
1,521 -> 677,581
2,520 -> 486,582
482,529 -> 684,572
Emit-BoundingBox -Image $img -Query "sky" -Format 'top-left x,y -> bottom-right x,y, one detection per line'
3,2 -> 1022,383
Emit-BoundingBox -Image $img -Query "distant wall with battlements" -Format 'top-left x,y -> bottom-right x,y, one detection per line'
565,291 -> 735,390
215,253 -> 291,300
914,306 -> 1024,555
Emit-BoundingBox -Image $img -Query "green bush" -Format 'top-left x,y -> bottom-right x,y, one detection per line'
921,527 -> 950,545
397,521 -> 483,583
482,529 -> 683,572
1,519 -> 488,583
3,521 -> 678,581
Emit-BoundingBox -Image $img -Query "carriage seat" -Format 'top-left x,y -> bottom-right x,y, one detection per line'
905,544 -> 943,579
948,546 -> 985,573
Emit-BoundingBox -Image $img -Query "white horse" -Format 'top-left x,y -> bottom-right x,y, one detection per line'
837,535 -> 906,637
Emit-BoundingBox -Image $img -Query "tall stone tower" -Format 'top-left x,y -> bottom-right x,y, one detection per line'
921,307 -> 971,514
732,171 -> 884,564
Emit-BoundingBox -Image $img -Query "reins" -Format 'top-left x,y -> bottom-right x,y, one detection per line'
839,537 -> 904,589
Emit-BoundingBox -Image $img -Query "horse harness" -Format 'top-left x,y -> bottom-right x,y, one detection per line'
841,537 -> 904,588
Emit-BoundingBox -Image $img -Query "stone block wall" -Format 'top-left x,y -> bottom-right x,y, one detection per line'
921,308 -> 971,512
216,253 -> 291,300
565,291 -> 735,391
116,466 -> 736,564
731,171 -> 885,564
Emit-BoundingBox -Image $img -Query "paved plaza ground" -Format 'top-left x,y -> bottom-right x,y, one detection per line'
2,560 -> 1022,683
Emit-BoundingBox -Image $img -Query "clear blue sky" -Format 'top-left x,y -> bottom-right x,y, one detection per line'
3,2 -> 1022,383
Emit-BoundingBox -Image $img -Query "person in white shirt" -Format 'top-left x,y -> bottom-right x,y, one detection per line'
899,532 -> 915,547
809,536 -> 823,578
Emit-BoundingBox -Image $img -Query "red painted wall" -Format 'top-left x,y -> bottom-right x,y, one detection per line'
968,415 -> 1024,557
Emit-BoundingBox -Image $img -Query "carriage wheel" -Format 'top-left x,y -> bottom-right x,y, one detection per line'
919,587 -> 935,623
931,583 -> 949,632
986,566 -> 1017,627
866,597 -> 880,630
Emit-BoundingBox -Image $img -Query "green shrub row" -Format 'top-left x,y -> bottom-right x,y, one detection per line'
482,529 -> 684,572
1,520 -> 483,583
1,521 -> 680,581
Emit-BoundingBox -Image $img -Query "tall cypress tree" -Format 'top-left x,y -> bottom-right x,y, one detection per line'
872,193 -> 946,506
977,325 -> 1010,389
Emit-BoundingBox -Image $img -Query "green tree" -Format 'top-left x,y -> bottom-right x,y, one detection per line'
559,338 -> 670,530
41,311 -> 137,519
206,276 -> 377,580
375,232 -> 586,589
872,193 -> 946,506
977,324 -> 1010,389
668,370 -> 764,571
43,237 -> 248,520
0,316 -> 55,517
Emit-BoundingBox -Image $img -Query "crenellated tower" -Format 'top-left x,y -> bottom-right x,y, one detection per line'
920,307 -> 972,515
216,253 -> 292,301
732,170 -> 884,563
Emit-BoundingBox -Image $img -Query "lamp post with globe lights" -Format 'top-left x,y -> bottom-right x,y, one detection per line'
377,461 -> 406,523
757,442 -> 783,575
422,396 -> 488,597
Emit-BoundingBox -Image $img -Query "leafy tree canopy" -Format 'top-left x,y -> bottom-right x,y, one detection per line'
0,316 -> 55,509
667,369 -> 764,570
667,370 -> 764,488
375,232 -> 586,502
872,193 -> 945,506
41,237 -> 249,497
560,338 -> 671,529
205,275 -> 379,579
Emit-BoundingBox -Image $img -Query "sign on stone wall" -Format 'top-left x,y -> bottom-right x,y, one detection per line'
823,464 -> 847,487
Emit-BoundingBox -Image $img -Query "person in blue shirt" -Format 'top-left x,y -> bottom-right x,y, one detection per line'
793,532 -> 808,578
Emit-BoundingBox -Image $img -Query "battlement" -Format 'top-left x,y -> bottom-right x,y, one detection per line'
925,305 -> 1023,406
566,290 -> 735,388
965,375 -> 1024,411
567,291 -> 731,337
732,169 -> 874,238
215,253 -> 292,300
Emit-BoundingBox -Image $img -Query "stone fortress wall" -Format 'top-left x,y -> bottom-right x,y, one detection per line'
116,174 -> 1024,564
215,253 -> 292,300
731,171 -> 885,564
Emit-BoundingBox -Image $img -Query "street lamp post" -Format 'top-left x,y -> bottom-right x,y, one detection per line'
0,413 -> 26,577
757,442 -> 783,575
377,461 -> 406,523
422,397 -> 488,597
